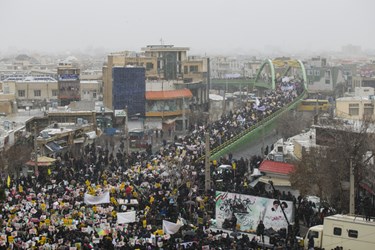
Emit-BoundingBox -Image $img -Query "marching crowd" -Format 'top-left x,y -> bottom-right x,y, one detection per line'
0,80 -> 305,249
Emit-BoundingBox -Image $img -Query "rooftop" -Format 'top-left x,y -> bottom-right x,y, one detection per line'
259,160 -> 295,175
146,89 -> 193,100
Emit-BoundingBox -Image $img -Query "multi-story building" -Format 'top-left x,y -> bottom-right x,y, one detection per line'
80,80 -> 101,102
112,67 -> 146,117
103,45 -> 209,112
336,87 -> 375,120
57,62 -> 80,106
103,45 -> 209,131
305,57 -> 346,94
2,76 -> 58,109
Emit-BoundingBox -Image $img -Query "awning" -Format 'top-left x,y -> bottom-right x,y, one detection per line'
45,141 -> 64,152
26,156 -> 56,167
258,176 -> 291,187
146,89 -> 193,100
249,178 -> 260,188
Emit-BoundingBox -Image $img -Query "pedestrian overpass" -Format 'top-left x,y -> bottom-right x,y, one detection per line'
200,58 -> 308,161
254,59 -> 308,90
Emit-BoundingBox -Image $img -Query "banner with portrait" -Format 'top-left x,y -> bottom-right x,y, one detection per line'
215,191 -> 294,232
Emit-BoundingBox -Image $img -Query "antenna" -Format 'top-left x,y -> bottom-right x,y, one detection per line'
160,38 -> 164,45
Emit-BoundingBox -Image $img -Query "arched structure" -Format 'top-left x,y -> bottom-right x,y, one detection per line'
254,58 -> 307,90
254,59 -> 276,89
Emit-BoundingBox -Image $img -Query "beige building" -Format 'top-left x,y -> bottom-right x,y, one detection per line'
103,45 -> 209,112
80,80 -> 101,101
2,76 -> 58,108
336,96 -> 375,120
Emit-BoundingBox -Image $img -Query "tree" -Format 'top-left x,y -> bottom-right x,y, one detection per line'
291,117 -> 375,213
277,110 -> 314,139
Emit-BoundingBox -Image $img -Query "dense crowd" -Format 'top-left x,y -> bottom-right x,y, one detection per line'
0,80 -> 305,249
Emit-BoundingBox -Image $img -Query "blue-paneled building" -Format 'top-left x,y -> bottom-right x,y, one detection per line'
112,67 -> 145,117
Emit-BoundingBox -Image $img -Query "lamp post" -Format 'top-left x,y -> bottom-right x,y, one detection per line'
124,106 -> 129,156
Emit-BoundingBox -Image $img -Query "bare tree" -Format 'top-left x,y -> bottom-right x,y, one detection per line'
277,110 -> 314,139
291,116 -> 375,213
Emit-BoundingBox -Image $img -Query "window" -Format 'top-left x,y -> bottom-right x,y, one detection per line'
18,90 -> 25,97
34,90 -> 41,97
364,103 -> 374,116
314,70 -> 320,76
308,230 -> 319,239
93,92 -> 97,98
325,70 -> 331,79
333,227 -> 342,236
52,90 -> 58,96
348,230 -> 358,238
184,66 -> 188,74
349,103 -> 359,116
325,79 -> 331,84
146,62 -> 154,70
189,65 -> 198,72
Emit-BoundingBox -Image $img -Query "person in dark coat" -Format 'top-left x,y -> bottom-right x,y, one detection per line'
256,220 -> 265,243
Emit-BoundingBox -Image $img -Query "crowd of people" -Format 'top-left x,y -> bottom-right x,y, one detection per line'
0,79 -> 305,249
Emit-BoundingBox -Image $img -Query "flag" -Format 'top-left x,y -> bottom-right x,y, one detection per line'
162,220 -> 182,235
84,191 -> 110,205
47,168 -> 51,175
7,175 -> 10,188
95,228 -> 110,236
255,97 -> 260,107
117,211 -> 136,224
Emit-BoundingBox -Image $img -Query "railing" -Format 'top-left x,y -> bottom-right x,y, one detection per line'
196,89 -> 308,162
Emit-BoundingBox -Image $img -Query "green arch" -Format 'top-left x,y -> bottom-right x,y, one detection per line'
297,59 -> 308,90
255,59 -> 308,90
255,59 -> 276,89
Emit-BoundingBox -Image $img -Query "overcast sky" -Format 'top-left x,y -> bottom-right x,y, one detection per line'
1,0 -> 374,56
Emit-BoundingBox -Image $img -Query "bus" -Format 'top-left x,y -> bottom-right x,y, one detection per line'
297,99 -> 331,112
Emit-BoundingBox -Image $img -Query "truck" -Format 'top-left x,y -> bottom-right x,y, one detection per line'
303,214 -> 375,250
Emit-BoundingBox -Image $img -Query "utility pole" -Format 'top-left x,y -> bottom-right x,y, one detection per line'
182,97 -> 186,132
349,158 -> 355,215
124,106 -> 129,156
222,78 -> 227,115
204,131 -> 211,192
34,122 -> 39,178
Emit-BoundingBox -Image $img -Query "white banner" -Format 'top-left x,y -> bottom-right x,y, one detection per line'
84,191 -> 110,205
117,211 -> 136,224
215,191 -> 294,232
162,220 -> 182,235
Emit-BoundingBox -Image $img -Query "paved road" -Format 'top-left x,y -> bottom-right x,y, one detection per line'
232,128 -> 282,160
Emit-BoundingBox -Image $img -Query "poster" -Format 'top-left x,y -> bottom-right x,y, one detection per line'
215,191 -> 294,232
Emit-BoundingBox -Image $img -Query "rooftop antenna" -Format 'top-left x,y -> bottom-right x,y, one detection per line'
160,38 -> 164,45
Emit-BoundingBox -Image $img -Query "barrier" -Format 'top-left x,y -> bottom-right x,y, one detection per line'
196,90 -> 307,162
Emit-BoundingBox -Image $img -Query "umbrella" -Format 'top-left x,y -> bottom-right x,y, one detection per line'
184,201 -> 195,205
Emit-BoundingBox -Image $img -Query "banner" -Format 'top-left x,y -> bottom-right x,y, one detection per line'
84,191 -> 110,205
117,211 -> 136,224
215,191 -> 294,232
162,220 -> 182,235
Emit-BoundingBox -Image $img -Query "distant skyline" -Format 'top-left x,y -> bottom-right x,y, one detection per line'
1,0 -> 374,56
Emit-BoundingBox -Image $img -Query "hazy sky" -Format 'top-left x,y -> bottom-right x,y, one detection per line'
1,0 -> 374,55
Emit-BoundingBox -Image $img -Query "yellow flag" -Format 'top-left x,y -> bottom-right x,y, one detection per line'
85,180 -> 90,187
47,168 -> 51,175
18,184 -> 23,193
232,162 -> 236,170
7,175 -> 11,188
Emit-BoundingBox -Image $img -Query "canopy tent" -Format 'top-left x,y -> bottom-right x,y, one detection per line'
26,156 -> 57,167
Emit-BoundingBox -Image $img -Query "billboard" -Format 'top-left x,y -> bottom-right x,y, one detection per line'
215,191 -> 294,233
